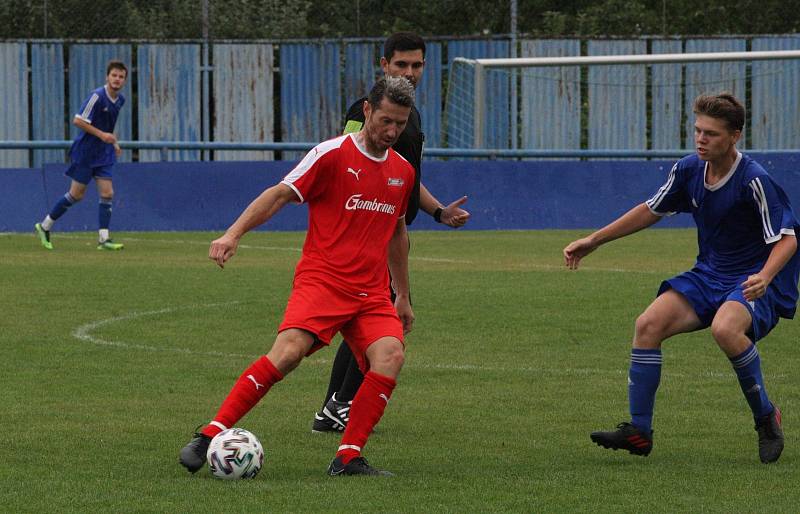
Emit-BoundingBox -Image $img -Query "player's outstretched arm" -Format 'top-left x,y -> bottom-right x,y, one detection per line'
420,183 -> 470,228
388,218 -> 414,334
563,202 -> 661,270
209,183 -> 297,268
742,234 -> 798,301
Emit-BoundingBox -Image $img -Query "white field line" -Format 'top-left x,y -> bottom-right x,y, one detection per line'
71,303 -> 782,380
43,233 -> 648,272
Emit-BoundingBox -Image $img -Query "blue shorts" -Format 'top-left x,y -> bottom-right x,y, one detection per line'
66,162 -> 113,185
658,268 -> 781,343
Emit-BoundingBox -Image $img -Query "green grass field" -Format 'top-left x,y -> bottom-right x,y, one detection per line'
2,229 -> 798,512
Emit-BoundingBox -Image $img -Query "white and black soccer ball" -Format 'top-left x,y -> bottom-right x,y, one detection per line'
206,428 -> 264,479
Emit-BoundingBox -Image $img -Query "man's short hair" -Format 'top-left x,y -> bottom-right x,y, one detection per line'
383,32 -> 426,61
106,60 -> 128,77
367,76 -> 415,111
693,92 -> 745,133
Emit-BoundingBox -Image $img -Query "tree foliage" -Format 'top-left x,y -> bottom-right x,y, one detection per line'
2,0 -> 798,39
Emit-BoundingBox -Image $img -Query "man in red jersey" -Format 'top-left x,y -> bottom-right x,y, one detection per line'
179,76 -> 416,477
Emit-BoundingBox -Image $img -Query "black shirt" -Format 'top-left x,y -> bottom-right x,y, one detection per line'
344,98 -> 423,225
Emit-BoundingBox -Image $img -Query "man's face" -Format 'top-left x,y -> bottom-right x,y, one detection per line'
364,98 -> 411,152
694,114 -> 740,162
381,49 -> 424,88
106,68 -> 127,91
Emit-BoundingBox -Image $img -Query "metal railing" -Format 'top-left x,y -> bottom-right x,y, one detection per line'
1,140 -> 799,161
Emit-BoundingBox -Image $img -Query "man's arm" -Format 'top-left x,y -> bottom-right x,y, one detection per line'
563,202 -> 662,270
209,183 -> 298,268
742,234 -> 798,301
388,217 -> 414,334
73,117 -> 116,144
419,182 -> 470,228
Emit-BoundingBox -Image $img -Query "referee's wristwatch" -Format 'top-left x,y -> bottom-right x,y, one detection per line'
433,207 -> 443,223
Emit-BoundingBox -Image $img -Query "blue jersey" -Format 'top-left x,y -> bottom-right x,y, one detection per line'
70,86 -> 125,167
647,152 -> 800,318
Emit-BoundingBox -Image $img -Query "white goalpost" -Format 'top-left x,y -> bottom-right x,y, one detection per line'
446,49 -> 800,151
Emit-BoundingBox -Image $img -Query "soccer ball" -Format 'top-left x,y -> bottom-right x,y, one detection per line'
206,428 -> 264,479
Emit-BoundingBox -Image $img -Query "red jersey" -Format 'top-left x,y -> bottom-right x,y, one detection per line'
282,134 -> 414,294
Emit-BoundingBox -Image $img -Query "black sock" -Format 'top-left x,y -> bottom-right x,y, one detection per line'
320,342 -> 355,410
336,353 -> 365,403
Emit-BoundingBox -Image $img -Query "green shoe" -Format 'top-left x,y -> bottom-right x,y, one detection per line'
97,239 -> 124,251
34,223 -> 53,250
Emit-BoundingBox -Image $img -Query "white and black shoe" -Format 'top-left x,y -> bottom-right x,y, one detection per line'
311,393 -> 351,433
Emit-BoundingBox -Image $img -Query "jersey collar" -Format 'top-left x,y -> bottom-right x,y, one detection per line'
704,151 -> 742,191
349,133 -> 388,162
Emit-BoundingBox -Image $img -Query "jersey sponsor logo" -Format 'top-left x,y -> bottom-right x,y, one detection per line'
387,178 -> 404,187
345,194 -> 396,215
347,167 -> 361,180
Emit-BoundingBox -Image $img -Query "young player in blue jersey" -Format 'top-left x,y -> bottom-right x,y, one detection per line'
35,60 -> 128,251
563,93 -> 798,464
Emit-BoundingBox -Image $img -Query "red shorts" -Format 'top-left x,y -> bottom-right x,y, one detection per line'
278,275 -> 404,372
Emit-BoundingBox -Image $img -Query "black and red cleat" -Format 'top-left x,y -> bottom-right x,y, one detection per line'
755,405 -> 784,464
590,422 -> 653,456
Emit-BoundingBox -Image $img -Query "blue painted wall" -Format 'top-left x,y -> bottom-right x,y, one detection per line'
4,155 -> 800,232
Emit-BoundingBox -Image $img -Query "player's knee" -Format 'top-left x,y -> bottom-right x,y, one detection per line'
371,344 -> 404,374
268,334 -> 308,372
710,319 -> 741,347
68,190 -> 85,202
634,312 -> 666,347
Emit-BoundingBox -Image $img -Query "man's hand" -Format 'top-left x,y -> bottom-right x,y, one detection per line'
209,233 -> 240,268
440,196 -> 470,228
394,294 -> 414,335
100,132 -> 117,144
114,143 -> 122,157
742,273 -> 770,302
563,237 -> 599,270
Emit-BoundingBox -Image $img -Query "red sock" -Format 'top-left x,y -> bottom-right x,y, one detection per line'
201,356 -> 283,438
336,371 -> 396,464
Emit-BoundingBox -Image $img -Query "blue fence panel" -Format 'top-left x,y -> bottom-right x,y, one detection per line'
417,42 -> 442,149
212,44 -> 274,161
684,38 -> 746,149
344,42 -> 378,108
519,39 -> 581,153
280,43 -> 342,160
751,37 -> 800,149
588,40 -> 647,152
31,43 -> 66,167
68,44 -> 133,162
137,44 -> 201,161
650,39 -> 683,150
447,39 -> 510,149
4,155 -> 798,232
0,43 -> 29,167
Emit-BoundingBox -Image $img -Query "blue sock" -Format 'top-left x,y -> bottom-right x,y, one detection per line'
730,344 -> 772,420
49,193 -> 78,221
628,348 -> 662,434
99,198 -> 112,230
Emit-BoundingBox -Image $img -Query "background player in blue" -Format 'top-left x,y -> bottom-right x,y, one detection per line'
311,32 -> 471,433
35,60 -> 128,251
563,93 -> 798,464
